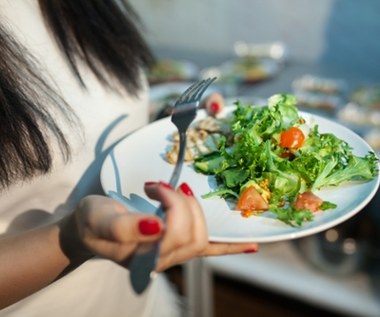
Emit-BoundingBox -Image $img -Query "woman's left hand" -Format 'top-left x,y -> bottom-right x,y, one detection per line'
143,181 -> 258,272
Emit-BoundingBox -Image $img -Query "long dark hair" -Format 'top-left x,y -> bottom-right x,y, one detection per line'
0,0 -> 154,189
38,0 -> 154,94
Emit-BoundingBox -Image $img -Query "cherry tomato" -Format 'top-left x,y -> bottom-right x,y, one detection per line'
236,186 -> 269,217
294,191 -> 323,212
279,126 -> 305,149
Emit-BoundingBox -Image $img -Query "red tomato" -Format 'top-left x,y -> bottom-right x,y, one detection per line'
279,126 -> 305,149
294,191 -> 323,212
236,186 -> 269,217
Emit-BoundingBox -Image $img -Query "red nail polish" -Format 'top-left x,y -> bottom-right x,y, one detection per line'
138,218 -> 161,235
159,181 -> 173,190
209,101 -> 220,113
144,181 -> 156,186
243,248 -> 258,254
179,182 -> 194,196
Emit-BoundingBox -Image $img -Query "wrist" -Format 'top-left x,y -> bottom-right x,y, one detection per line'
58,213 -> 93,267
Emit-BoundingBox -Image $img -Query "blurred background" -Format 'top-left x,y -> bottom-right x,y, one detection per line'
130,0 -> 380,316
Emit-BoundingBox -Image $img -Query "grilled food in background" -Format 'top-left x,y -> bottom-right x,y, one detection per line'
147,59 -> 199,84
165,92 -> 227,164
336,85 -> 380,153
292,74 -> 347,112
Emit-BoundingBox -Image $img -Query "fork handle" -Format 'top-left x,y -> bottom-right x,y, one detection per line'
169,131 -> 186,187
128,202 -> 165,293
128,242 -> 160,294
129,132 -> 186,293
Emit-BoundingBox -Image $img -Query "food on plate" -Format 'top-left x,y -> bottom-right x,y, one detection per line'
292,75 -> 346,112
292,75 -> 346,95
165,116 -> 230,164
338,86 -> 380,127
165,128 -> 223,164
220,57 -> 278,83
294,92 -> 342,112
351,86 -> 380,109
147,59 -> 198,84
232,57 -> 268,82
364,128 -> 380,152
173,94 -> 378,226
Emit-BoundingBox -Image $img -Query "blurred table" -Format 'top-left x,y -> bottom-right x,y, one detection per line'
237,60 -> 380,99
205,242 -> 380,317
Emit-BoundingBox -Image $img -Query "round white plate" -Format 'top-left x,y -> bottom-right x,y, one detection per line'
100,109 -> 380,243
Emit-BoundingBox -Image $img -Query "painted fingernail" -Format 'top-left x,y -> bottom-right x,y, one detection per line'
179,182 -> 194,196
209,101 -> 220,113
144,181 -> 157,186
243,248 -> 258,254
138,218 -> 161,235
158,181 -> 173,190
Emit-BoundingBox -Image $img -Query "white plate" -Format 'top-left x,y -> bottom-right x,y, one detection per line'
100,109 -> 380,243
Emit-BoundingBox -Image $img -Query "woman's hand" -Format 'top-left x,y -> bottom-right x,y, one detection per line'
65,195 -> 164,264
144,181 -> 258,271
67,182 -> 258,271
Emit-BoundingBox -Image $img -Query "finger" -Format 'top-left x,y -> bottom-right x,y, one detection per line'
83,213 -> 164,261
156,242 -> 259,272
201,242 -> 259,256
147,181 -> 210,253
177,182 -> 208,252
144,181 -> 206,238
144,181 -> 194,251
148,182 -> 209,270
143,181 -> 178,210
78,196 -> 164,244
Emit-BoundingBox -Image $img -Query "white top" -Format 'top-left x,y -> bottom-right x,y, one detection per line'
0,1 -> 180,316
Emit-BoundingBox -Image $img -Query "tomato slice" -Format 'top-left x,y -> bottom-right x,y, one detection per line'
279,126 -> 305,149
294,191 -> 323,212
236,186 -> 269,217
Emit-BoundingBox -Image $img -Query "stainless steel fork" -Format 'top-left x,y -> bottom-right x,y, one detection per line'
126,77 -> 217,294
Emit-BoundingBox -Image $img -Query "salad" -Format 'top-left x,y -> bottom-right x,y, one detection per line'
193,94 -> 379,226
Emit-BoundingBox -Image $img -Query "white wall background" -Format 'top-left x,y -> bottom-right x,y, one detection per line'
129,0 -> 380,75
129,0 -> 332,61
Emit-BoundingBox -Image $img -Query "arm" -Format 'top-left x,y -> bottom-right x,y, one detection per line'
0,196 -> 163,309
0,222 -> 71,308
0,182 -> 258,309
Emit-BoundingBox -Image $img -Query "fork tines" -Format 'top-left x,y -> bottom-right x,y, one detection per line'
175,77 -> 217,105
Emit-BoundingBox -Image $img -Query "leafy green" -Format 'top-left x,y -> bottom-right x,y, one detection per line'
194,94 -> 379,226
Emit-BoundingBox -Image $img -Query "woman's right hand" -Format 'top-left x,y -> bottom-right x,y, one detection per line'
63,182 -> 258,271
61,194 -> 164,265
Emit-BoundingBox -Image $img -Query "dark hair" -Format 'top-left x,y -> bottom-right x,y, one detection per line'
38,0 -> 154,95
0,0 -> 154,189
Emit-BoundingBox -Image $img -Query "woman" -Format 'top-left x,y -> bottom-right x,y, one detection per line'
0,1 -> 258,316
